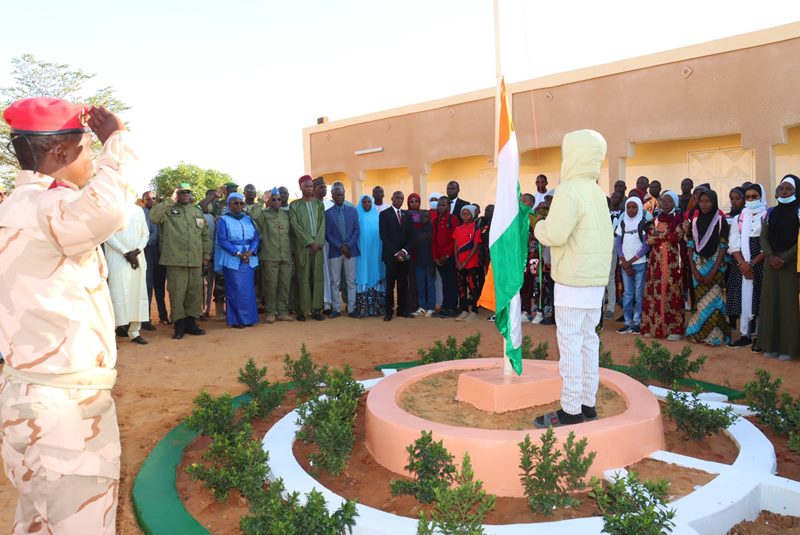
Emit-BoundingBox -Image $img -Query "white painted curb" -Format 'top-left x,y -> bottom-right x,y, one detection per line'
262,374 -> 797,534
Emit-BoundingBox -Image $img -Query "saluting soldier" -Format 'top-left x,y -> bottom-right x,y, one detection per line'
252,188 -> 295,323
149,182 -> 212,339
0,99 -> 133,534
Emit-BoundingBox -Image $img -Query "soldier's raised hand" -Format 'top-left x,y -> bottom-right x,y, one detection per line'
87,106 -> 126,145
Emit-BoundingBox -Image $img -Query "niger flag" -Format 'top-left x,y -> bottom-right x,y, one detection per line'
477,78 -> 529,375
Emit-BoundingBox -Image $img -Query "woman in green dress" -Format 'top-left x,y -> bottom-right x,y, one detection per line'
756,174 -> 800,361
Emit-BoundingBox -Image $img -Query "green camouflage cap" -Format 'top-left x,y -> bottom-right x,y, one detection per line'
177,182 -> 191,191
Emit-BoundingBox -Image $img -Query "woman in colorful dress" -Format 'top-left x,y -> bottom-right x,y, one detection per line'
757,174 -> 800,361
641,190 -> 686,340
354,194 -> 386,317
214,193 -> 261,328
685,189 -> 730,346
727,184 -> 767,349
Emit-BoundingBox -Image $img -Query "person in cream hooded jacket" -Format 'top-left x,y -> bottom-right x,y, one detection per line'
533,129 -> 613,427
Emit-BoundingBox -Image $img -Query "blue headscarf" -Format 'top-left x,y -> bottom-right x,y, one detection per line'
356,195 -> 384,291
661,190 -> 680,214
270,187 -> 280,196
226,192 -> 246,220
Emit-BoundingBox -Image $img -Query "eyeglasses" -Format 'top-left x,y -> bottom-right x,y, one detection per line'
178,190 -> 191,194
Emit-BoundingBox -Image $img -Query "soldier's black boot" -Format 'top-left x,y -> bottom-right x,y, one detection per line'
185,317 -> 206,336
172,318 -> 186,340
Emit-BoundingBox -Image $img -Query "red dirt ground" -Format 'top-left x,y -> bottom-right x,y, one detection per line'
0,309 -> 798,534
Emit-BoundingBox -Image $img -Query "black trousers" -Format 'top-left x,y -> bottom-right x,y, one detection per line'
145,244 -> 169,322
436,257 -> 458,311
384,258 -> 409,316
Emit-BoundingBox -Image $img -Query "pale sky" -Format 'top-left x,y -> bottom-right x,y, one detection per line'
2,0 -> 798,196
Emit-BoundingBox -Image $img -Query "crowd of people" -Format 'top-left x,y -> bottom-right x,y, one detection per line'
103,169 -> 800,362
108,175 -> 496,343
601,174 -> 800,361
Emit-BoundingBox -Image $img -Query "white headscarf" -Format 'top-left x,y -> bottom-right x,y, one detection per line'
740,183 -> 767,325
622,196 -> 644,230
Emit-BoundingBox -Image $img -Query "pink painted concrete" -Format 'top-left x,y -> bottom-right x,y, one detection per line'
456,367 -> 562,412
365,358 -> 665,498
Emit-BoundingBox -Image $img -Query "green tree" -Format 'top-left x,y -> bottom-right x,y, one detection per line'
149,162 -> 232,200
0,54 -> 129,190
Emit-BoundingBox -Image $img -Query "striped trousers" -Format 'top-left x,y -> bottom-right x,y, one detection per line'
555,305 -> 602,415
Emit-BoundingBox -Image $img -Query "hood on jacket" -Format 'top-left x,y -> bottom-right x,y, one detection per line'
560,129 -> 607,184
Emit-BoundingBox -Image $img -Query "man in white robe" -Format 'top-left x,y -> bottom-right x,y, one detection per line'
106,203 -> 150,344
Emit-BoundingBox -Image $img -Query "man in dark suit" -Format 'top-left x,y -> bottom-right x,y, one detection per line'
379,191 -> 415,321
447,180 -> 470,223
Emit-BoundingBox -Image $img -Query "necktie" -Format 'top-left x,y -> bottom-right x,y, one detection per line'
397,209 -> 402,225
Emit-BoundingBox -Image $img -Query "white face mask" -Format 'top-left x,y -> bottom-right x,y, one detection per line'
429,200 -> 438,209
745,200 -> 761,210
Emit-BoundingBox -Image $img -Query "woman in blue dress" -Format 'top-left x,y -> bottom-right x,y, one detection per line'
215,193 -> 261,328
354,195 -> 386,317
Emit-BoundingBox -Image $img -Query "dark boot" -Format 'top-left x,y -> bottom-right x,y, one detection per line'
172,318 -> 186,340
185,317 -> 206,336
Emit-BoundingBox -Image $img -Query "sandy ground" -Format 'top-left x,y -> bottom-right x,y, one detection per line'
1,308 -> 799,534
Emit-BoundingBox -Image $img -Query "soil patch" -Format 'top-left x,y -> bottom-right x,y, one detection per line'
294,396 -> 601,524
176,390 -> 300,535
660,401 -> 739,465
745,417 -> 800,481
627,458 -> 715,499
727,511 -> 800,534
399,370 -> 625,429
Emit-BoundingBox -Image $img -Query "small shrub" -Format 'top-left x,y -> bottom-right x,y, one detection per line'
744,369 -> 800,453
416,453 -> 495,535
296,365 -> 364,475
391,430 -> 458,504
599,343 -> 614,368
238,358 -> 287,420
418,334 -> 481,364
628,339 -> 706,386
521,337 -> 548,360
186,423 -> 269,502
241,478 -> 358,535
665,388 -> 738,441
284,344 -> 329,401
185,390 -> 240,439
518,428 -> 596,515
589,471 -> 676,535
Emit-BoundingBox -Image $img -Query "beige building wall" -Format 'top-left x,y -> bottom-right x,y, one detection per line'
304,23 -> 800,208
776,125 -> 800,185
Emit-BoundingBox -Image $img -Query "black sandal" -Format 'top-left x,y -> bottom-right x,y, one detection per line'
534,409 -> 584,429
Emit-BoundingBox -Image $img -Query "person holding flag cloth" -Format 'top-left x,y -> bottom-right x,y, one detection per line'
532,130 -> 613,427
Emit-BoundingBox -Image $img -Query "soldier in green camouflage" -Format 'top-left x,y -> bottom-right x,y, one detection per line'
148,182 -> 212,339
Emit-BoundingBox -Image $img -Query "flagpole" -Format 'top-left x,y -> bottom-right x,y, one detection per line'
493,0 -> 515,377
492,0 -> 502,170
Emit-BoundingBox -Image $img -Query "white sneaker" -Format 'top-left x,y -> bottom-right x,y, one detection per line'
667,334 -> 683,342
531,311 -> 544,324
456,311 -> 469,321
466,312 -> 478,321
425,309 -> 434,317
522,312 -> 532,322
412,307 -> 426,316
487,315 -> 496,322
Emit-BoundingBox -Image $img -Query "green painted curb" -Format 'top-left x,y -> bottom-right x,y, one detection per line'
132,393 -> 251,535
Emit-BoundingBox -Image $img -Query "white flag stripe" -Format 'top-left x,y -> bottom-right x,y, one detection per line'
488,134 -> 519,247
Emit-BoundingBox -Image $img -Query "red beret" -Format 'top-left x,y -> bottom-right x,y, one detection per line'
298,174 -> 313,186
3,97 -> 89,135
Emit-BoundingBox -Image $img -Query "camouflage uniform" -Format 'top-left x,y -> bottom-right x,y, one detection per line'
148,198 -> 212,322
0,132 -> 135,534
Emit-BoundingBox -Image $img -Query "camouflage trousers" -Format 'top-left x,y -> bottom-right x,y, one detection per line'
0,377 -> 121,534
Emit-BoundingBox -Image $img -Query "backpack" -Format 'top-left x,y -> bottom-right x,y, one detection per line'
619,218 -> 649,244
